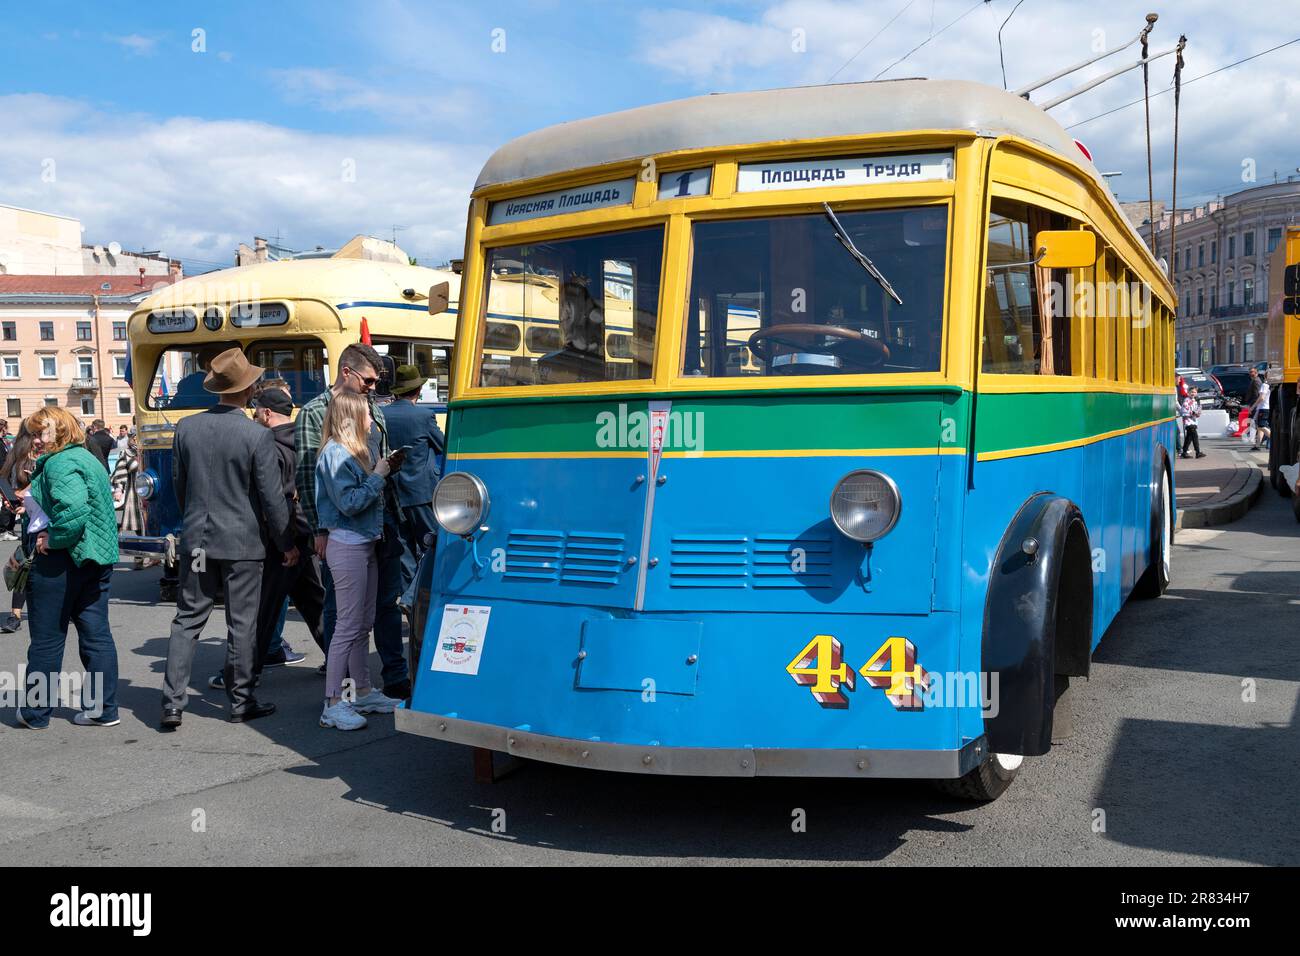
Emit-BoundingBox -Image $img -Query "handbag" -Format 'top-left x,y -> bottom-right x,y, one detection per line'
4,544 -> 32,594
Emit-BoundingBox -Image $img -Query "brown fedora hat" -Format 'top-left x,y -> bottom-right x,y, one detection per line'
203,347 -> 265,394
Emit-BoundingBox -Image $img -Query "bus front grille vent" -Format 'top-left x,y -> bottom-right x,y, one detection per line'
669,534 -> 834,589
561,532 -> 626,585
504,531 -> 564,582
669,535 -> 749,588
751,535 -> 833,589
503,530 -> 626,586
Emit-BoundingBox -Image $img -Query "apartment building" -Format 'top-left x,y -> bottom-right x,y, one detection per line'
1141,180 -> 1300,368
0,274 -> 175,432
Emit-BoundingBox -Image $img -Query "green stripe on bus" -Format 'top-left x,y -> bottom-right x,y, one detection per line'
451,392 -> 969,455
973,391 -> 1176,455
448,389 -> 1171,457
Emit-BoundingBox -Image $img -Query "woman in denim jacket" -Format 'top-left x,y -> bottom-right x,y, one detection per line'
314,392 -> 400,730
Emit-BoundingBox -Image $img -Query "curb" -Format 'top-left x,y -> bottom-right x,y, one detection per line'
1176,466 -> 1263,529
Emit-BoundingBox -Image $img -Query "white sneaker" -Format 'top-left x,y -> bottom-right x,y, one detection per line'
73,712 -> 120,727
353,689 -> 401,714
320,700 -> 367,731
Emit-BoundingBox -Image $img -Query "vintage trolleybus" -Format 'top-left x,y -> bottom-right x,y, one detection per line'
124,241 -> 458,600
398,80 -> 1177,801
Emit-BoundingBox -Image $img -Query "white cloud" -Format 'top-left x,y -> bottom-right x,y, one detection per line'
271,67 -> 477,127
109,33 -> 159,56
1,93 -> 488,270
634,0 -> 1300,206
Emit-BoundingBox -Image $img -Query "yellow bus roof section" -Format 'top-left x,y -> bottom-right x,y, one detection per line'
474,79 -> 1104,193
139,258 -> 453,314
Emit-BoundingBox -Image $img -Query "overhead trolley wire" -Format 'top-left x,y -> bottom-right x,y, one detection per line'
873,0 -> 989,80
1066,36 -> 1300,129
826,0 -> 917,82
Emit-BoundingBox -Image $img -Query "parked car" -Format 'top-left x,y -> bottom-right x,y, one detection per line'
1184,372 -> 1226,409
1212,368 -> 1254,403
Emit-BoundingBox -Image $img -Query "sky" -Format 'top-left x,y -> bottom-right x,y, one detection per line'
2,0 -> 1297,274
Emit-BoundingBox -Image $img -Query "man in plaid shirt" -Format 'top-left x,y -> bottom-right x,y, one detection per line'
295,342 -> 411,698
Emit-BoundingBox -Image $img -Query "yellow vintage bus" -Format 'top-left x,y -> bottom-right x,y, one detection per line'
399,79 -> 1177,799
124,241 -> 459,599
1267,226 -> 1300,507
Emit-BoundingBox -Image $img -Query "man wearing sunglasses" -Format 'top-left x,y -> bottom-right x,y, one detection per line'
293,342 -> 412,700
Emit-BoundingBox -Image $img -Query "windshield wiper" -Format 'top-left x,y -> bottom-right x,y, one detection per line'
822,202 -> 903,306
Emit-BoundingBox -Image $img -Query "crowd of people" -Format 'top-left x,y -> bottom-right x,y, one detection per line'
5,342 -> 445,732
1175,366 -> 1272,457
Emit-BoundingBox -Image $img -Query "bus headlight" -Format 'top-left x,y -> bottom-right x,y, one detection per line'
134,472 -> 157,500
433,472 -> 489,537
830,470 -> 900,542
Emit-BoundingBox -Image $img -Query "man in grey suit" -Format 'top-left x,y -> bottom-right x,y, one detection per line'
160,347 -> 294,729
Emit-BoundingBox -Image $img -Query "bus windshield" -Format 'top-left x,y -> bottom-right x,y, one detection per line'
684,206 -> 948,376
479,226 -> 664,387
147,338 -> 328,409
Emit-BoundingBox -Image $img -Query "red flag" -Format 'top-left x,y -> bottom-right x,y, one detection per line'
360,316 -> 372,345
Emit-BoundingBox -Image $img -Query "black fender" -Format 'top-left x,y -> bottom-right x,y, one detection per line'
982,494 -> 1093,756
405,532 -> 440,699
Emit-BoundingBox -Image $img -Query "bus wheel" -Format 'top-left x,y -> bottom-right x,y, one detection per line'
1133,466 -> 1172,599
933,751 -> 1021,803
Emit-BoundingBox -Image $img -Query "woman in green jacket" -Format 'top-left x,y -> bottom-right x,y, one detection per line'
15,406 -> 121,728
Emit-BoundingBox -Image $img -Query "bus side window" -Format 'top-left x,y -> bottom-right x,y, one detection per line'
982,199 -> 1071,375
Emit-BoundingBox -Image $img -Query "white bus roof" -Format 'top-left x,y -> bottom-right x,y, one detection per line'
475,79 -> 1101,190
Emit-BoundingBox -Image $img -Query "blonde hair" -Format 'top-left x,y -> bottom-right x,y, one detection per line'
25,406 -> 85,456
320,391 -> 372,469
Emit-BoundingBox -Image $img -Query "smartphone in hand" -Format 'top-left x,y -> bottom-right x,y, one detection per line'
387,445 -> 413,467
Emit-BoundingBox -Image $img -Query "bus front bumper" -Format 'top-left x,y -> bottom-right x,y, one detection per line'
117,534 -> 176,560
395,707 -> 988,779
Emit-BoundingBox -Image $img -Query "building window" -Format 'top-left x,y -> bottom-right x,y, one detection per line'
1197,243 -> 1204,267
5,399 -> 19,418
80,396 -> 95,415
1211,240 -> 1217,264
39,355 -> 56,378
1244,332 -> 1255,362
113,321 -> 127,341
76,321 -> 92,341
1182,293 -> 1190,317
39,321 -> 54,341
1244,278 -> 1254,308
1268,227 -> 1282,254
117,395 -> 131,415
1228,281 -> 1235,306
1197,289 -> 1204,315
1210,287 -> 1218,313
1,322 -> 14,341
1244,230 -> 1255,257
1197,338 -> 1205,366
1184,247 -> 1192,271
113,355 -> 127,378
1228,235 -> 1236,259
44,397 -> 58,407
78,356 -> 94,379
1229,335 -> 1236,363
1,356 -> 18,379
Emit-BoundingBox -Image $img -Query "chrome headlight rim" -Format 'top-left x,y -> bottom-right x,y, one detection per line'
829,468 -> 901,543
433,472 -> 490,538
134,471 -> 157,500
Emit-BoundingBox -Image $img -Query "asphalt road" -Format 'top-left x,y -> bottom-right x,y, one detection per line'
0,484 -> 1296,866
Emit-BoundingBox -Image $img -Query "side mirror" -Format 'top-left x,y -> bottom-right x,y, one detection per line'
1284,296 -> 1300,317
1035,230 -> 1097,269
428,281 -> 450,315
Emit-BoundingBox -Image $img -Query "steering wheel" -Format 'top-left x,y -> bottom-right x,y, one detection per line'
747,324 -> 890,372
